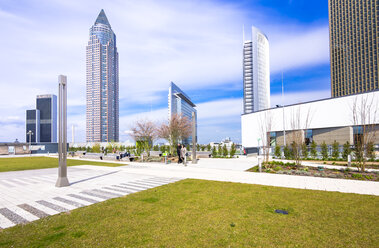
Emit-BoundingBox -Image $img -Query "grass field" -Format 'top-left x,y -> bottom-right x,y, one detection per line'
0,179 -> 378,247
0,157 -> 125,172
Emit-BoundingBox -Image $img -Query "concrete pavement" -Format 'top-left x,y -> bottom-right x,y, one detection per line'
0,157 -> 378,229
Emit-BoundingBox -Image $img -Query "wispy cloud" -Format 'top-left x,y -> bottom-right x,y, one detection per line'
0,0 -> 330,143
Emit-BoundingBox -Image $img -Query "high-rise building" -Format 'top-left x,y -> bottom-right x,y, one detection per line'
243,26 -> 270,114
86,9 -> 119,142
168,82 -> 197,145
36,94 -> 57,143
25,109 -> 40,143
329,0 -> 378,97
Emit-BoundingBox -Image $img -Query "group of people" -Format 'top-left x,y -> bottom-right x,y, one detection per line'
176,144 -> 187,165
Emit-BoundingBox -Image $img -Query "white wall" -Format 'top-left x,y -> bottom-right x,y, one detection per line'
241,91 -> 379,147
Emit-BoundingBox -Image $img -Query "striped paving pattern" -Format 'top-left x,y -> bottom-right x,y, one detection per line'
0,177 -> 182,229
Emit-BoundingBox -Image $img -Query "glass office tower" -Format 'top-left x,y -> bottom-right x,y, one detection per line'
329,0 -> 378,97
25,109 -> 40,143
168,82 -> 197,145
36,94 -> 57,143
86,9 -> 119,142
243,26 -> 270,114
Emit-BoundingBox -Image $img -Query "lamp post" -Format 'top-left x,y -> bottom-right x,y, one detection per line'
27,130 -> 33,155
56,75 -> 69,187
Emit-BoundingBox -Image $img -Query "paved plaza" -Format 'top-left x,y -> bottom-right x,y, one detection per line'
0,157 -> 378,229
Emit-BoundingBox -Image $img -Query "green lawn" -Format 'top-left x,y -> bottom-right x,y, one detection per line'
0,157 -> 126,172
0,179 -> 378,247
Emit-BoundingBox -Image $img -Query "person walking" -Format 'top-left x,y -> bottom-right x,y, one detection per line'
177,144 -> 182,164
181,144 -> 187,166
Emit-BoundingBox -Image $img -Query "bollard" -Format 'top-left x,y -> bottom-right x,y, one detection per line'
258,157 -> 262,172
347,154 -> 351,167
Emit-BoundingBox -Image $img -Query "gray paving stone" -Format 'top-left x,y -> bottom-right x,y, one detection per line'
53,197 -> 85,208
126,182 -> 156,188
111,185 -> 140,192
80,191 -> 111,200
0,208 -> 29,224
36,200 -> 69,212
67,194 -> 99,204
120,183 -> 149,190
92,189 -> 123,197
102,186 -> 130,194
17,204 -> 49,218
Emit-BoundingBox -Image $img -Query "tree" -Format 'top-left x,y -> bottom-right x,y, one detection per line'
222,144 -> 228,157
153,145 -> 159,151
206,144 -> 211,151
274,145 -> 281,158
201,145 -> 205,151
331,140 -> 340,160
342,141 -> 351,160
130,119 -> 157,157
157,114 -> 192,155
230,143 -> 236,157
366,142 -> 375,161
212,147 -> 217,157
289,106 -> 313,166
320,141 -> 328,160
283,145 -> 292,159
310,140 -> 317,159
196,144 -> 200,151
218,144 -> 222,156
351,94 -> 378,171
301,143 -> 308,159
92,143 -> 101,153
258,111 -> 273,163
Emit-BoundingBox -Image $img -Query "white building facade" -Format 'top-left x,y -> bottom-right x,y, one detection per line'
241,91 -> 379,152
243,26 -> 270,114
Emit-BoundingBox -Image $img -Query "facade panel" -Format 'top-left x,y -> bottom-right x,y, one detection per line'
329,0 -> 379,97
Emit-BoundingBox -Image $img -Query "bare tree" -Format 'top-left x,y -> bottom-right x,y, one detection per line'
258,111 -> 273,162
351,94 -> 378,172
130,119 -> 157,157
157,114 -> 192,155
289,106 -> 312,166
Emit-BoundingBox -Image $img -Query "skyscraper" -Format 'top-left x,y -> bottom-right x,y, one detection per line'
168,82 -> 197,145
86,9 -> 119,142
329,0 -> 378,97
26,109 -> 40,143
243,26 -> 270,114
26,94 -> 57,143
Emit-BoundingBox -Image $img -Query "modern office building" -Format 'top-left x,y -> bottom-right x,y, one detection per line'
25,109 -> 40,143
329,0 -> 378,97
86,9 -> 119,142
241,90 -> 379,154
168,82 -> 197,145
36,94 -> 57,143
243,26 -> 270,114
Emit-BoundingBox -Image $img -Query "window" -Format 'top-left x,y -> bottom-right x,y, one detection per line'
353,126 -> 363,145
269,132 -> 276,147
305,130 -> 313,145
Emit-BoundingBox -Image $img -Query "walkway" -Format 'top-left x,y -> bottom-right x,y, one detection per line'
0,157 -> 378,229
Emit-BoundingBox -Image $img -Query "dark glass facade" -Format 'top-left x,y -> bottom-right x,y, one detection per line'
329,0 -> 379,97
26,109 -> 39,143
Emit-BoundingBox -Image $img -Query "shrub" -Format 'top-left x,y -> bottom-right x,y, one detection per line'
310,140 -> 318,159
283,145 -> 293,159
230,143 -> 236,157
331,140 -> 340,160
321,142 -> 328,160
222,144 -> 228,157
274,166 -> 282,171
212,147 -> 217,157
301,143 -> 309,159
352,173 -> 363,180
366,142 -> 375,161
92,143 -> 101,153
274,145 -> 281,158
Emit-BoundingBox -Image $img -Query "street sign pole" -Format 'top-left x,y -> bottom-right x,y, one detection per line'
56,75 -> 69,187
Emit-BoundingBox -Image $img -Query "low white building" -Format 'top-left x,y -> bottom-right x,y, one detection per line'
241,90 -> 379,153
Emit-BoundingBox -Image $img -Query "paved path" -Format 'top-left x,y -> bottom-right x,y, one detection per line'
0,157 -> 378,229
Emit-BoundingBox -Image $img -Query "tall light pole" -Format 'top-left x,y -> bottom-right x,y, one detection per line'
192,112 -> 197,164
27,130 -> 33,155
282,72 -> 286,147
56,75 -> 69,187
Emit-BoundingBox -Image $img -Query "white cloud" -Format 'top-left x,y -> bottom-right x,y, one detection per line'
270,89 -> 331,107
0,0 -> 330,143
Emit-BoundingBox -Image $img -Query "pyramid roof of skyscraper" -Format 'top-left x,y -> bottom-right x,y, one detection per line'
95,9 -> 110,26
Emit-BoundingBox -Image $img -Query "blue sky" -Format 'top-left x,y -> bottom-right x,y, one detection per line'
0,0 -> 331,144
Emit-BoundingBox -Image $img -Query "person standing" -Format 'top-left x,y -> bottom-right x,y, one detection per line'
181,144 -> 187,166
177,144 -> 182,164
